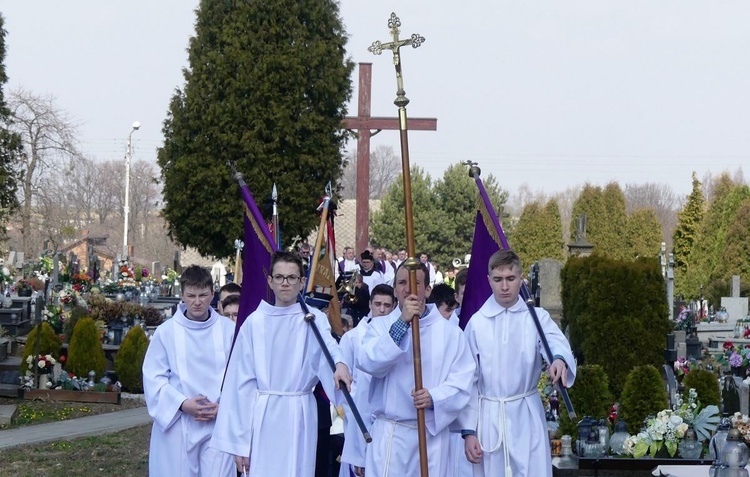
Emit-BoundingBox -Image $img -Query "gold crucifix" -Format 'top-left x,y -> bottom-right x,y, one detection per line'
368,12 -> 425,108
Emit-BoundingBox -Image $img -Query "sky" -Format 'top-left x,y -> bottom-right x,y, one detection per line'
2,0 -> 749,198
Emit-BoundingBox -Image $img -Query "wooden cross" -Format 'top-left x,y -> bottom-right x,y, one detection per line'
342,63 -> 436,254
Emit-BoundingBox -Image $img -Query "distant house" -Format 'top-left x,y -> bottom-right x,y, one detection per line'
59,230 -> 116,279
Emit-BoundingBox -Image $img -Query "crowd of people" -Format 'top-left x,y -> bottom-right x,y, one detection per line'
141,246 -> 576,477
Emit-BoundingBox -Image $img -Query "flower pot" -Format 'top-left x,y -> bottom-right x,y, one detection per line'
733,365 -> 748,378
17,288 -> 32,297
37,374 -> 49,390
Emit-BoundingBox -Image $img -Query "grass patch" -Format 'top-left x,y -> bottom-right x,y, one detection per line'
0,397 -> 144,430
0,424 -> 151,476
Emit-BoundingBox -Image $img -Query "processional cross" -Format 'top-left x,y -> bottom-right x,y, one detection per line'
369,12 -> 430,477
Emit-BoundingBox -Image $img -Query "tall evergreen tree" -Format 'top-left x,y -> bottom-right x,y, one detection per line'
672,172 -> 704,276
370,165 -> 444,258
626,208 -> 663,260
717,198 -> 750,285
511,199 -> 564,267
431,163 -> 506,268
157,0 -> 353,257
370,162 -> 507,268
0,14 -> 21,240
571,182 -> 628,260
679,174 -> 750,299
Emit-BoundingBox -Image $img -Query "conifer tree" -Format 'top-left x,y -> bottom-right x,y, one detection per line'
0,14 -> 21,238
370,163 -> 507,268
571,182 -> 628,260
511,199 -> 564,267
431,163 -> 507,267
626,208 -> 663,260
679,174 -> 750,299
66,318 -> 107,380
370,165 -> 444,258
157,0 -> 353,257
716,198 -> 750,284
672,172 -> 704,276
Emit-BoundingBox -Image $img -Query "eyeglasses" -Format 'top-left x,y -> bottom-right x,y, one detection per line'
270,274 -> 301,285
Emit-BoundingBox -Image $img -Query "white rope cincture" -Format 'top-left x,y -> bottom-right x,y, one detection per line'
377,417 -> 417,477
477,389 -> 538,477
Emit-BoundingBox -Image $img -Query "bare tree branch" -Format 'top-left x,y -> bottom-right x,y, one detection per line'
340,144 -> 400,200
8,88 -> 81,254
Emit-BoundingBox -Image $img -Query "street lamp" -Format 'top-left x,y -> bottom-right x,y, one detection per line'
123,121 -> 140,259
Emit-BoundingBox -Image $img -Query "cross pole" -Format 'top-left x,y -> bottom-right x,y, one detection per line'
369,12 -> 429,476
343,63 -> 436,254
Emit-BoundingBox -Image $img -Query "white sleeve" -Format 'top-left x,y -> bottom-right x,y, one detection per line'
142,327 -> 186,432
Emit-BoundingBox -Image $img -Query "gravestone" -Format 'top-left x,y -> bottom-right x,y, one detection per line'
721,275 -> 749,323
51,253 -> 60,288
538,258 -> 563,322
666,252 -> 675,320
211,262 -> 226,288
739,379 -> 750,416
665,333 -> 677,363
567,214 -> 594,257
13,252 -> 24,269
676,342 -> 687,360
722,374 -> 741,415
661,364 -> 678,408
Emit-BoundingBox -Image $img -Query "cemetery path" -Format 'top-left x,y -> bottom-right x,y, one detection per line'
0,405 -> 151,450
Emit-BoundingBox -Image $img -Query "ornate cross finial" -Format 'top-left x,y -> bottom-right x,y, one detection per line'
234,239 -> 244,252
368,12 -> 425,108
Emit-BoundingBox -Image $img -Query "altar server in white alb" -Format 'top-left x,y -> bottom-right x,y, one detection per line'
338,283 -> 397,477
142,265 -> 236,477
210,251 -> 352,476
358,261 -> 476,476
459,249 -> 576,477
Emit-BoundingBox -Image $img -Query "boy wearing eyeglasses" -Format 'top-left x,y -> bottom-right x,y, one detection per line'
211,251 -> 352,476
142,265 -> 236,476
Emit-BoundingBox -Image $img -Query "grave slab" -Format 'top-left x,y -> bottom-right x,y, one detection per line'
0,404 -> 16,426
721,297 -> 749,323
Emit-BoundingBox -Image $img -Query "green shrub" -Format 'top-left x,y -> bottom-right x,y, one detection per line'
115,326 -> 150,393
20,323 -> 62,373
682,369 -> 721,408
559,365 -> 614,440
619,365 -> 668,434
63,306 -> 91,343
561,255 -> 672,398
66,318 -> 107,380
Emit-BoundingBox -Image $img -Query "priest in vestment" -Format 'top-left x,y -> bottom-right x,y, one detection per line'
210,251 -> 352,476
358,262 -> 476,477
459,249 -> 576,477
142,265 -> 236,477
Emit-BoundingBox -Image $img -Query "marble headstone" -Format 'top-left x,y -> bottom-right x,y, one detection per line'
538,258 -> 563,322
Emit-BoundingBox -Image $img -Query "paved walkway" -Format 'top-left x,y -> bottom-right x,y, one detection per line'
0,405 -> 152,450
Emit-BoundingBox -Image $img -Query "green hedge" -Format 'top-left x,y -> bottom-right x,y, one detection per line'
561,255 -> 671,398
619,365 -> 668,434
20,323 -> 62,373
115,326 -> 150,393
683,369 -> 721,408
66,318 -> 107,380
559,364 -> 613,440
